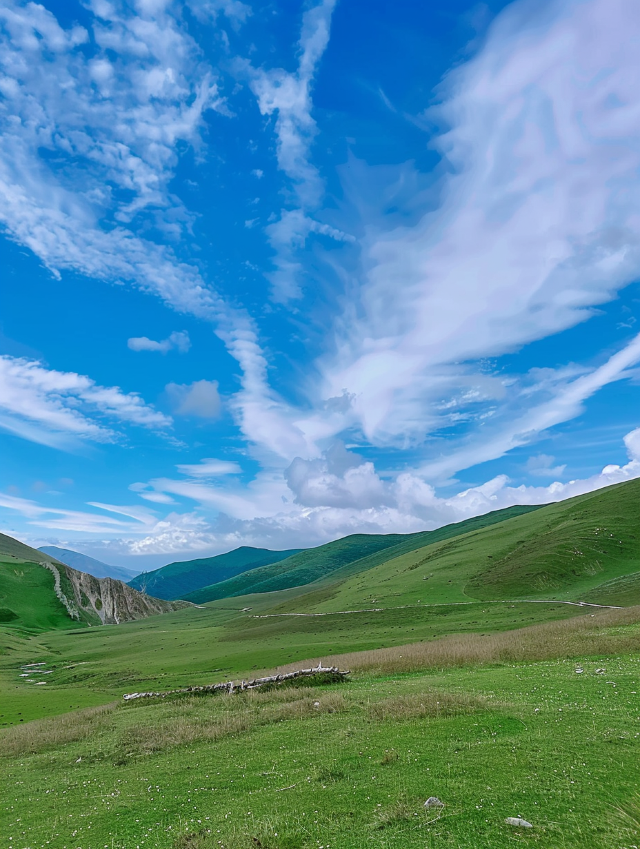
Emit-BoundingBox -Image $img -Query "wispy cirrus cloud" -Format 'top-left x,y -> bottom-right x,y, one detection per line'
0,355 -> 170,449
245,0 -> 345,301
0,492 -> 153,534
175,458 -> 243,477
0,0 -> 293,461
306,0 -> 640,475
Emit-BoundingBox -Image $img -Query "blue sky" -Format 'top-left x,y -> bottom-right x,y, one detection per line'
1,0 -> 639,569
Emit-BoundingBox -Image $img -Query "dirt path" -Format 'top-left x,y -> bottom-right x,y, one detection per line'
251,599 -> 621,619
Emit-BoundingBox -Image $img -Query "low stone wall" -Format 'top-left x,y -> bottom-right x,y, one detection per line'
123,664 -> 350,701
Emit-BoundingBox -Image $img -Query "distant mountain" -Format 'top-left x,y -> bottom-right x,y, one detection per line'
183,505 -> 543,604
38,546 -> 138,582
128,546 -> 304,600
0,533 -> 187,630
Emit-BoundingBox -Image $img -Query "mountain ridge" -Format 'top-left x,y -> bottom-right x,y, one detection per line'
0,532 -> 188,630
184,504 -> 543,604
38,546 -> 138,582
128,545 -> 304,600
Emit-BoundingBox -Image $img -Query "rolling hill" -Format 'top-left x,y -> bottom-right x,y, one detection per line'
127,546 -> 304,600
0,533 -> 187,631
259,477 -> 640,615
38,546 -> 138,582
184,504 -> 543,604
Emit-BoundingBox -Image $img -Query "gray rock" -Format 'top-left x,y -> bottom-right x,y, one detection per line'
424,797 -> 445,809
505,817 -> 533,828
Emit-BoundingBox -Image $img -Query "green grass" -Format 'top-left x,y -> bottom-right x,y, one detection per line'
0,594 -> 590,727
185,505 -> 542,604
0,479 -> 638,731
1,478 -> 640,847
0,532 -> 66,565
2,626 -> 640,848
0,559 -> 84,634
262,478 -> 640,615
129,547 -> 304,601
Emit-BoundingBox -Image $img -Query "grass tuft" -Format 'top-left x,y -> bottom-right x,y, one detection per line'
367,690 -> 490,721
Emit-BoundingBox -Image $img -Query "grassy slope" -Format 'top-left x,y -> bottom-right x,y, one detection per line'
128,546 -> 304,600
1,480 -> 639,727
2,612 -> 640,848
277,478 -> 640,614
1,486 -> 640,846
0,534 -> 80,633
0,532 -> 67,566
0,559 -> 83,633
185,505 -> 542,603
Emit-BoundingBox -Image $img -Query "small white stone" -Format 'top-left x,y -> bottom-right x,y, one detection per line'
424,797 -> 445,809
505,817 -> 533,828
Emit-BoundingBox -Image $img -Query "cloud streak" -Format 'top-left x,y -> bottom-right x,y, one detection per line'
247,0 -> 340,301
308,0 -> 640,475
0,355 -> 170,448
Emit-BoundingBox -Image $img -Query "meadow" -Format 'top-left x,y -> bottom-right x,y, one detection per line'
1,607 -> 640,849
1,480 -> 639,847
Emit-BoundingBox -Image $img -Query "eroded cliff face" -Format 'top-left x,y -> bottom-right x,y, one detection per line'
42,560 -> 189,624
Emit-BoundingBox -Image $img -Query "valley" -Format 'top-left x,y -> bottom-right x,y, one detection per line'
0,479 -> 639,848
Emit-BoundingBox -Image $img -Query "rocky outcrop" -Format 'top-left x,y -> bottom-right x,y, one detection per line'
57,563 -> 189,624
0,531 -> 187,626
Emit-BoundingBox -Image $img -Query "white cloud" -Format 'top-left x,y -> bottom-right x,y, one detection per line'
17,428 -> 638,558
166,380 -> 221,418
0,355 -> 171,448
0,1 -> 296,467
187,0 -> 252,25
245,0 -> 339,300
176,458 -> 243,477
0,492 -> 152,534
249,0 -> 335,205
114,426 -> 640,555
307,0 -> 640,473
128,331 -> 191,354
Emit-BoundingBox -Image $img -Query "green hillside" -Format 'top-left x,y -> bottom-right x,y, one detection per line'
280,478 -> 640,614
0,534 -> 80,632
128,546 -> 303,600
0,559 -> 84,633
0,532 -> 66,567
2,483 -> 640,849
184,505 -> 542,604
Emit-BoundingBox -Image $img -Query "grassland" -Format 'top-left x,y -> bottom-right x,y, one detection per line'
184,505 -> 541,603
0,558 -> 84,633
1,480 -> 639,847
1,607 -> 639,848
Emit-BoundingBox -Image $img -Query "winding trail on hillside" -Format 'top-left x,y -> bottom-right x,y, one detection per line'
251,599 -> 621,619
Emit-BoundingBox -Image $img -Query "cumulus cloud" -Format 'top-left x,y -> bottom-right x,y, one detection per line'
13,428 -> 639,559
109,426 -> 640,555
128,331 -> 191,354
166,380 -> 221,418
0,355 -> 171,448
